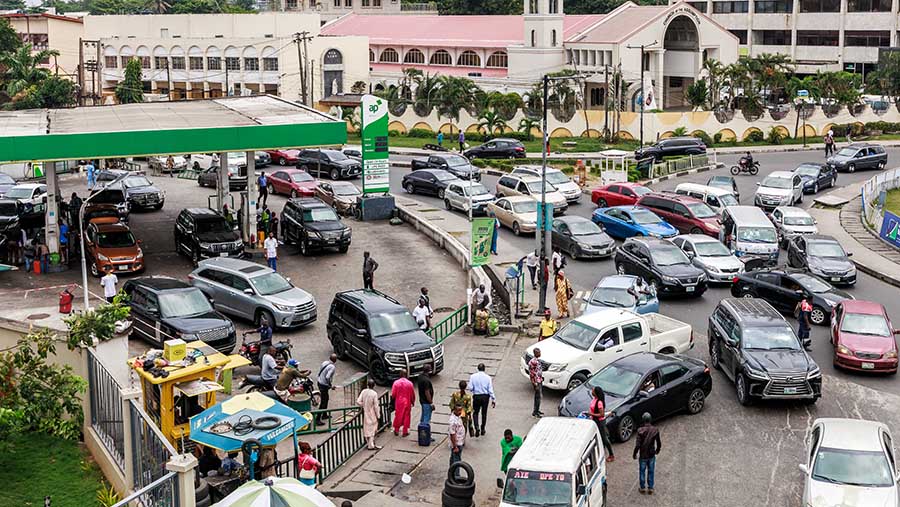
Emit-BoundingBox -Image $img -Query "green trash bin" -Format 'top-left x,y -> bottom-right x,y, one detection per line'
50,253 -> 60,265
287,397 -> 312,413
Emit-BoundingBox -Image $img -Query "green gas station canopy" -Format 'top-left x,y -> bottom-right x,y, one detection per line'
0,95 -> 347,164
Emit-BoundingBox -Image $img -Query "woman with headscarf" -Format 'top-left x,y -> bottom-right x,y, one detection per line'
554,269 -> 572,319
449,379 -> 474,437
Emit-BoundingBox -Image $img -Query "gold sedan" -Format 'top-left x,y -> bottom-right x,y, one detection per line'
487,196 -> 539,236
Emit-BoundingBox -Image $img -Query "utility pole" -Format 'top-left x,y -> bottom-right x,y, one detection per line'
603,65 -> 609,142
626,41 -> 657,149
292,31 -> 314,105
538,74 -> 550,312
77,37 -> 84,106
165,58 -> 173,101
225,63 -> 230,96
96,42 -> 102,104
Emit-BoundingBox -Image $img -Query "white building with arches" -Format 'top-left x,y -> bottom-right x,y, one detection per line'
83,13 -> 368,103
322,1 -> 741,110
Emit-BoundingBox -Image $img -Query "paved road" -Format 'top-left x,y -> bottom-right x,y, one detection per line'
388,147 -> 900,400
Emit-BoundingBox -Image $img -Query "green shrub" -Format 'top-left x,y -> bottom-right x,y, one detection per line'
693,130 -> 713,147
746,130 -> 764,143
767,127 -> 785,145
471,159 -> 488,168
830,123 -> 864,137
407,128 -> 435,138
713,132 -> 723,144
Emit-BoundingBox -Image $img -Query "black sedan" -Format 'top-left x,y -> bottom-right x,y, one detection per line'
615,237 -> 708,296
464,138 -> 526,159
401,169 -> 458,199
411,153 -> 480,181
731,269 -> 852,325
558,352 -> 712,442
96,168 -> 130,183
793,163 -> 837,194
551,215 -> 615,259
786,234 -> 856,286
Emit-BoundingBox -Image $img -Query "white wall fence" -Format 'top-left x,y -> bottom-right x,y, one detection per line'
862,167 -> 900,233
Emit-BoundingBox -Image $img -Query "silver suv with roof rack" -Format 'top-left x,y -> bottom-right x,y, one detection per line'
188,257 -> 316,329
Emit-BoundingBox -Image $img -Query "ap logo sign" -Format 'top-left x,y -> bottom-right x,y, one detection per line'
879,210 -> 900,248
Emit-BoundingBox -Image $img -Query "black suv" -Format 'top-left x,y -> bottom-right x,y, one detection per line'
174,208 -> 244,264
635,137 -> 706,162
122,276 -> 237,353
410,153 -> 480,181
614,237 -> 708,296
327,289 -> 444,385
281,198 -> 351,256
730,269 -> 851,326
708,298 -> 821,406
120,175 -> 165,210
0,199 -> 21,240
91,186 -> 130,220
464,138 -> 526,159
296,149 -> 362,180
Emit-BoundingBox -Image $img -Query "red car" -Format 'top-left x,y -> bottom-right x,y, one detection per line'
266,149 -> 302,166
636,192 -> 720,237
591,182 -> 651,208
831,300 -> 899,373
267,168 -> 317,198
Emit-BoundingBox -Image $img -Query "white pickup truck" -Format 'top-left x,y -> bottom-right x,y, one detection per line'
521,309 -> 693,391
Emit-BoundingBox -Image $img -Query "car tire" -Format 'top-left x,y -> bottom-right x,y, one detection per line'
616,414 -> 635,442
710,341 -> 721,369
369,357 -> 389,386
878,161 -> 886,170
198,176 -> 204,187
567,372 -> 588,391
90,261 -> 99,277
848,164 -> 856,173
300,238 -> 310,256
330,169 -> 340,180
447,461 -> 475,485
339,244 -> 349,253
195,479 -> 209,500
810,305 -> 827,325
690,227 -> 703,235
813,182 -> 819,194
438,189 -> 445,200
300,165 -> 310,174
278,158 -> 286,166
255,309 -> 274,328
445,199 -> 453,211
569,245 -> 579,260
597,198 -> 608,208
291,189 -> 298,198
736,373 -> 751,406
686,388 -> 706,414
512,222 -> 521,236
195,495 -> 211,507
192,248 -> 201,267
405,182 -> 415,194
797,192 -> 803,204
616,263 -> 625,275
331,333 -> 348,360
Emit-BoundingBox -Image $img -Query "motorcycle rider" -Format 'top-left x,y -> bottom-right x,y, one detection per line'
246,319 -> 273,363
741,151 -> 754,170
274,358 -> 306,402
260,346 -> 280,391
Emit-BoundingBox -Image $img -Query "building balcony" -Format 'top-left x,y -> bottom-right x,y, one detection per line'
752,44 -> 791,55
794,12 -> 842,30
749,13 -> 793,29
844,12 -> 893,30
843,46 -> 881,63
793,44 -> 841,63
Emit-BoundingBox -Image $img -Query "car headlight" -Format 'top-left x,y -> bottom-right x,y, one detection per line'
807,367 -> 821,379
661,275 -> 678,283
706,264 -> 721,273
312,231 -> 324,240
744,365 -> 768,379
199,242 -> 212,250
342,228 -> 352,237
384,352 -> 405,364
547,363 -> 567,372
97,252 -> 109,261
273,303 -> 294,312
136,250 -> 143,259
233,239 -> 243,248
179,332 -> 199,341
886,350 -> 898,359
698,273 -> 707,282
649,232 -> 662,238
837,344 -> 852,356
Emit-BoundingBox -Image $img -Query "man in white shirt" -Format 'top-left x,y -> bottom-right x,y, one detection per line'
552,249 -> 564,274
412,298 -> 431,330
525,250 -> 539,289
468,363 -> 496,437
472,284 -> 491,310
448,405 -> 466,480
263,232 -> 278,271
100,266 -> 118,303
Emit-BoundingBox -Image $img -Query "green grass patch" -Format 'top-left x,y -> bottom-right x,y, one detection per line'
0,432 -> 107,507
885,188 -> 900,216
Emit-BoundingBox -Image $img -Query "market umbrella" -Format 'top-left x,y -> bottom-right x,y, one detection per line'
213,477 -> 335,507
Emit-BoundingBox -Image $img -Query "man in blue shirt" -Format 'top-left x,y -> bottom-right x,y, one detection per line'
468,363 -> 496,437
258,172 -> 268,207
260,346 -> 279,390
58,220 -> 69,264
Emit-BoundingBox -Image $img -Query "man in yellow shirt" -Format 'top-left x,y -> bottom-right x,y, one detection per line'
539,310 -> 557,341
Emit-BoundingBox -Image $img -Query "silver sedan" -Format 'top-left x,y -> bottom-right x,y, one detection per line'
672,234 -> 744,283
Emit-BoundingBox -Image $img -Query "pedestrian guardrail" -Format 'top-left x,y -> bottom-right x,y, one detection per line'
314,390 -> 393,482
400,1 -> 437,10
177,168 -> 201,180
109,471 -> 179,507
648,154 -> 713,179
130,400 -> 177,490
428,304 -> 468,344
861,167 -> 900,227
87,349 -> 126,472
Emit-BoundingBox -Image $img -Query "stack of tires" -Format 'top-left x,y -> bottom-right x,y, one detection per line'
195,476 -> 211,507
442,462 -> 475,507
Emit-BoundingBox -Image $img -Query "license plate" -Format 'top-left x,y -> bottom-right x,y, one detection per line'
831,277 -> 841,282
685,286 -> 695,293
327,239 -> 336,244
302,313 -> 311,321
220,252 -> 229,257
117,265 -> 128,271
783,387 -> 797,395
862,362 -> 875,369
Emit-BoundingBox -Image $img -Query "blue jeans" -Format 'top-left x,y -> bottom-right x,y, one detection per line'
40,254 -> 49,274
267,256 -> 277,271
639,457 -> 655,490
24,254 -> 33,272
491,230 -> 498,254
420,403 -> 433,426
449,444 -> 464,479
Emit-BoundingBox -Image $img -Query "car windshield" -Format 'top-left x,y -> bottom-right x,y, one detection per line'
291,172 -> 314,183
841,313 -> 892,337
761,176 -> 793,189
568,220 -> 602,236
124,176 -> 152,188
795,165 -> 820,177
370,311 -> 421,337
651,246 -> 690,266
97,230 -> 135,248
784,215 -> 815,226
589,287 -> 636,308
159,289 -> 214,318
432,170 -> 456,182
553,321 -> 600,351
837,147 -> 857,157
742,326 -> 801,350
812,448 -> 894,488
794,274 -> 833,293
195,218 -> 232,234
694,241 -> 731,257
588,364 -> 643,397
503,470 -> 572,506
92,191 -> 125,204
709,176 -> 731,185
0,202 -> 16,216
719,193 -> 739,206
545,172 -> 570,185
5,187 -> 33,199
325,151 -> 349,161
526,181 -> 559,193
332,183 -> 361,196
444,155 -> 469,167
632,186 -> 652,196
463,184 -> 491,197
251,272 -> 293,296
737,226 -> 777,243
686,202 -> 717,219
302,208 -> 340,222
512,201 -> 538,214
0,174 -> 14,185
808,241 -> 846,258
631,209 -> 661,225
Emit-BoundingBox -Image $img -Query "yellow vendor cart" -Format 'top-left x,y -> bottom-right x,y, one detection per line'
128,340 -> 232,451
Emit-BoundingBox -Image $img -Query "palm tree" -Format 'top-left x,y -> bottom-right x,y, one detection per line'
477,110 -> 508,135
517,117 -> 539,141
786,75 -> 819,136
412,72 -> 439,116
148,0 -> 171,13
702,59 -> 725,109
434,75 -> 477,133
0,44 -> 58,100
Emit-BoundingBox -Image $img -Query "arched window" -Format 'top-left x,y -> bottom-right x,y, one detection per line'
429,49 -> 453,65
529,0 -> 537,13
531,30 -> 536,47
457,50 -> 481,67
486,51 -> 508,68
404,49 -> 425,64
549,0 -> 558,13
551,29 -> 557,46
379,48 -> 399,63
369,49 -> 375,62
324,49 -> 343,65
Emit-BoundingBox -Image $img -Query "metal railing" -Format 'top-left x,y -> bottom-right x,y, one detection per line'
861,167 -> 900,227
87,349 -> 126,472
110,471 -> 179,507
428,304 -> 468,344
130,400 -> 178,491
313,390 -> 393,482
648,154 -> 712,179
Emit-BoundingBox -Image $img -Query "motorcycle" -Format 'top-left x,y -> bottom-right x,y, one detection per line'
238,331 -> 292,367
730,157 -> 760,176
240,369 -> 320,407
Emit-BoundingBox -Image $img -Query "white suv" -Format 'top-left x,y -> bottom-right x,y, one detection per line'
511,165 -> 582,203
495,174 -> 568,214
754,171 -> 803,211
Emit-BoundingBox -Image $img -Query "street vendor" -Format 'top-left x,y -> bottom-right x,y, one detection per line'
274,359 -> 305,402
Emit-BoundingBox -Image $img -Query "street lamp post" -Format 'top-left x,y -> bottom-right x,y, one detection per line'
538,74 -> 550,312
79,171 -> 129,310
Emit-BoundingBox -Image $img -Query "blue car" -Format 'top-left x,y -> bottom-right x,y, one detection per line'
582,275 -> 659,316
591,205 -> 678,239
793,162 -> 837,194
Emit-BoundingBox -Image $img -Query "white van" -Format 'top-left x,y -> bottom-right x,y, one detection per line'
674,183 -> 739,214
718,205 -> 779,268
501,417 -> 607,507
